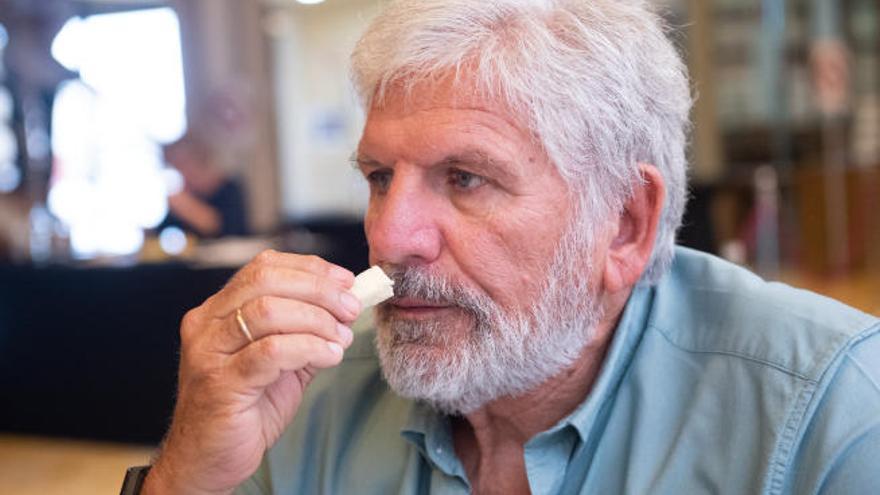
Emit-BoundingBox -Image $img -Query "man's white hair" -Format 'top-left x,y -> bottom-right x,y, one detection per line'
351,0 -> 692,283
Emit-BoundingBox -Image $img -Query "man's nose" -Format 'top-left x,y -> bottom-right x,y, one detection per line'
366,174 -> 442,266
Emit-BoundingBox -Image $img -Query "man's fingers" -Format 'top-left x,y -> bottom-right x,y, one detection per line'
228,333 -> 344,389
246,250 -> 354,286
216,297 -> 353,352
206,265 -> 361,324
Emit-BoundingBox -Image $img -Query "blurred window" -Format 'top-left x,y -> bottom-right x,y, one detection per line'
48,7 -> 186,258
0,22 -> 20,194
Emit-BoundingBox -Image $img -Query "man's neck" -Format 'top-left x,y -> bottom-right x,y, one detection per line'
452,288 -> 631,493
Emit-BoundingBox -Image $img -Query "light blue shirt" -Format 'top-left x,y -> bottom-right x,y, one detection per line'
237,247 -> 880,494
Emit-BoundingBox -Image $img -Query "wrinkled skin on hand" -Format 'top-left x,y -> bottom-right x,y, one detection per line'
143,250 -> 360,495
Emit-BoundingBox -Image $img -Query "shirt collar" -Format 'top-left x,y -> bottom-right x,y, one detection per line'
401,400 -> 466,480
564,283 -> 655,440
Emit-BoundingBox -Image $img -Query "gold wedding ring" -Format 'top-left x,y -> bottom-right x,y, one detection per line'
235,308 -> 255,343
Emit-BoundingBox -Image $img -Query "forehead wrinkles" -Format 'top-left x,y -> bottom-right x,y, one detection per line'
373,72 -> 538,141
362,74 -> 555,177
361,105 -> 542,180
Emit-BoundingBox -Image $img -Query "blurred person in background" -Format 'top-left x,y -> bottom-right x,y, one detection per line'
809,0 -> 850,115
0,194 -> 29,261
158,131 -> 249,239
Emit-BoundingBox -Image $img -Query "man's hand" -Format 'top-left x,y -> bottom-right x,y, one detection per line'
143,250 -> 360,494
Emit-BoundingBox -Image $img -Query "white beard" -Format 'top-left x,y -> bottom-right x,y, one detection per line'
374,225 -> 603,415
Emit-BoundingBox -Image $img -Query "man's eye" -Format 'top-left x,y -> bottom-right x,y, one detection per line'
448,169 -> 486,191
366,170 -> 392,193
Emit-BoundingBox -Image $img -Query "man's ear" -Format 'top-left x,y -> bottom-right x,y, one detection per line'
603,163 -> 666,293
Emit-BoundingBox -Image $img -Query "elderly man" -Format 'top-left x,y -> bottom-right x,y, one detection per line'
128,1 -> 880,494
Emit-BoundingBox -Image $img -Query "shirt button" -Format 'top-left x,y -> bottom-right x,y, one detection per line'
435,447 -> 443,455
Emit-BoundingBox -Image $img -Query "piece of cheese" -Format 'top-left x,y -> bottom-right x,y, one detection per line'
351,266 -> 395,309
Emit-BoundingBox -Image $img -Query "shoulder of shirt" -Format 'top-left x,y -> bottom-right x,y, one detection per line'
648,246 -> 880,382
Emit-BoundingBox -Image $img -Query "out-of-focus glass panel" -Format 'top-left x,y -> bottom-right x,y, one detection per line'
0,21 -> 19,194
48,7 -> 186,259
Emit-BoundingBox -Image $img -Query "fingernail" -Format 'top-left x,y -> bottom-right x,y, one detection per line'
337,323 -> 354,346
327,341 -> 344,356
340,291 -> 361,317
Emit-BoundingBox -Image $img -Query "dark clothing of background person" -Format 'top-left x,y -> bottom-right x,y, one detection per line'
158,178 -> 249,238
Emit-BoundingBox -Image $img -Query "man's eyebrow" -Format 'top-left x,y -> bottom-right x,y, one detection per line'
350,152 -> 382,169
351,149 -> 520,179
436,149 -> 518,180
436,150 -> 493,166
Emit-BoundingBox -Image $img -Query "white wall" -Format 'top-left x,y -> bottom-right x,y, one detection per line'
269,0 -> 384,220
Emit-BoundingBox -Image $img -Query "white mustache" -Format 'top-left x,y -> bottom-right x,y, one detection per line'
379,265 -> 495,324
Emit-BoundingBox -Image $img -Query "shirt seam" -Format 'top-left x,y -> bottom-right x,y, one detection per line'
649,324 -> 816,381
764,324 -> 880,494
650,321 -> 880,495
674,284 -> 878,332
765,380 -> 819,495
